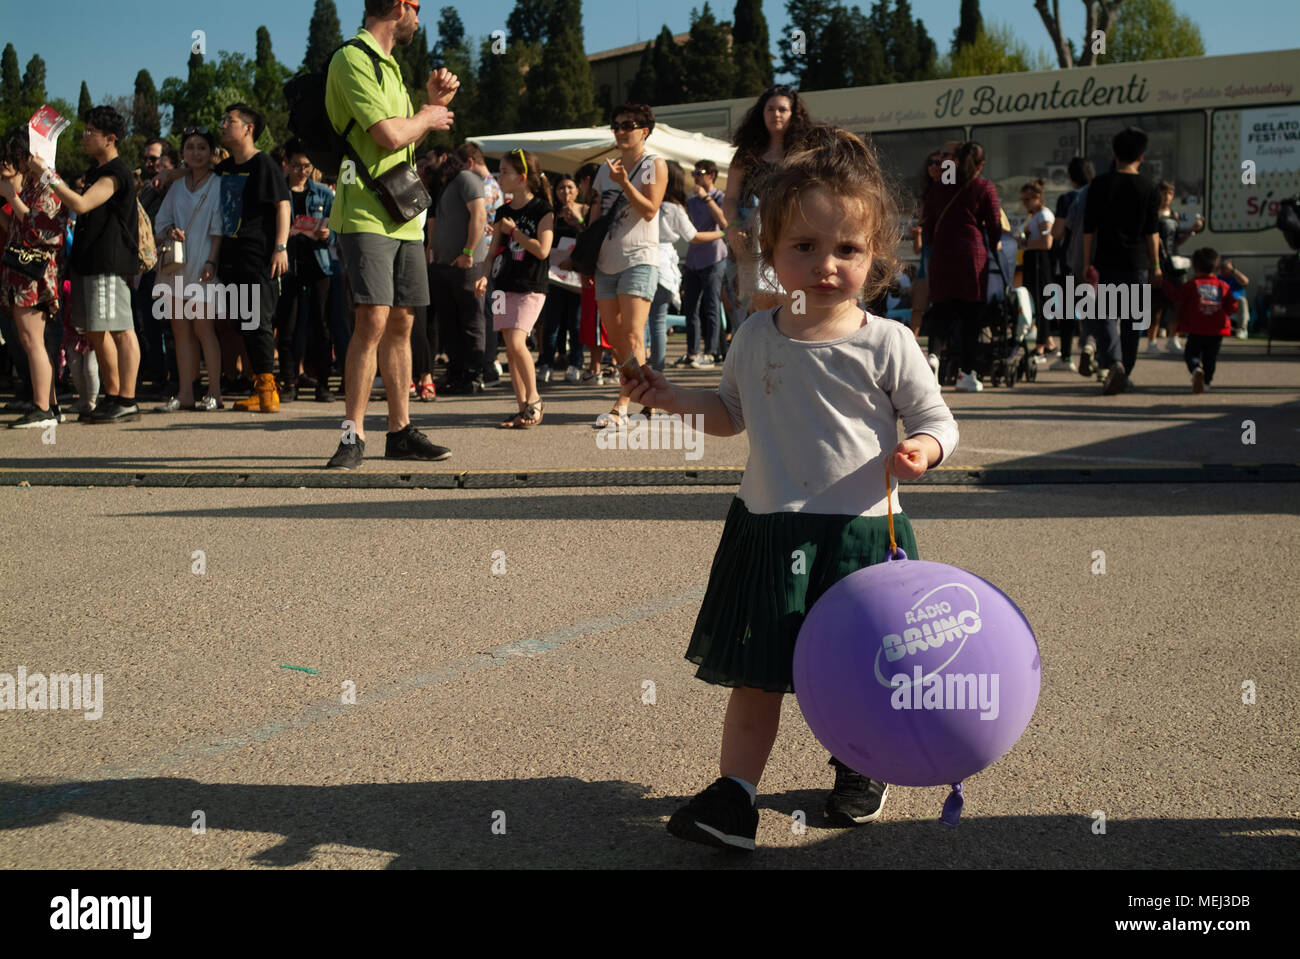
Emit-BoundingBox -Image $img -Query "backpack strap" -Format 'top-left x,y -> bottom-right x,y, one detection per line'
334,38 -> 386,146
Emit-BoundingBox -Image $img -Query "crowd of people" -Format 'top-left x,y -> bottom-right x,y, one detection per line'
1,0 -> 1253,445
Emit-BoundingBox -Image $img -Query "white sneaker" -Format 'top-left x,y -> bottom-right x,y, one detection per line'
927,353 -> 940,382
1050,358 -> 1077,372
539,365 -> 552,383
1146,341 -> 1162,354
493,361 -> 504,376
1169,336 -> 1184,352
1234,328 -> 1249,339
954,370 -> 983,392
564,365 -> 581,384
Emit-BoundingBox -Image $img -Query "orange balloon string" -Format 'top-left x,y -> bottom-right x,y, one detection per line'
885,468 -> 897,558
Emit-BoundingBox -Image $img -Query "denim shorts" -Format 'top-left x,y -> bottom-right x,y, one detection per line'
595,264 -> 658,301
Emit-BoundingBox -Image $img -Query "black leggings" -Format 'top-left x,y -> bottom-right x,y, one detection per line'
928,299 -> 984,372
275,270 -> 332,381
1184,334 -> 1223,383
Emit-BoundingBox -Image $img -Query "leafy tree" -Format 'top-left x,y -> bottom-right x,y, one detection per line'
473,34 -> 524,135
507,0 -> 558,45
1034,0 -> 1126,68
644,25 -> 689,106
1097,0 -> 1204,63
519,0 -> 599,129
778,0 -> 833,84
303,0 -> 344,75
78,81 -> 93,119
161,50 -> 280,148
731,0 -> 773,97
432,7 -> 467,67
133,70 -> 160,140
1,45 -> 20,109
952,0 -> 982,53
940,20 -> 1053,76
681,3 -> 738,102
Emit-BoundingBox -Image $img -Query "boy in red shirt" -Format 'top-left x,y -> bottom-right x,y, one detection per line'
1161,247 -> 1237,393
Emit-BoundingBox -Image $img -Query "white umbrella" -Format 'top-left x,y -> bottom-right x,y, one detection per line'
469,122 -> 734,188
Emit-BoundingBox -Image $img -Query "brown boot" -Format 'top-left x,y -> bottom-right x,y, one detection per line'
233,373 -> 280,412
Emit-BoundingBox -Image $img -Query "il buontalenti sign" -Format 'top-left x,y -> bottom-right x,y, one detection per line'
933,73 -> 1151,120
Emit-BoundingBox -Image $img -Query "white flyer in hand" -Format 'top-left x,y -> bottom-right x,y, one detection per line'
548,235 -> 581,291
29,105 -> 69,168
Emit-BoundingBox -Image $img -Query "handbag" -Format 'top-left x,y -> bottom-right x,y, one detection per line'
2,243 -> 52,281
343,137 -> 430,224
158,175 -> 217,277
569,155 -> 651,275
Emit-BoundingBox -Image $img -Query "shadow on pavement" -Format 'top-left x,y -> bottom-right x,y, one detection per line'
0,777 -> 1291,869
108,484 -> 1298,522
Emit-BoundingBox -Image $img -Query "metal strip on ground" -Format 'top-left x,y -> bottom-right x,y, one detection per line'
2,464 -> 1299,489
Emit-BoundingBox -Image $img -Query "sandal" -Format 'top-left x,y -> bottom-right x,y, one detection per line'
500,408 -> 529,429
594,407 -> 627,430
418,381 -> 436,402
519,400 -> 543,428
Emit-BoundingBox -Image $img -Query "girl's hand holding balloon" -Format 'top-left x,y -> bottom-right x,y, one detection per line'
887,437 -> 935,480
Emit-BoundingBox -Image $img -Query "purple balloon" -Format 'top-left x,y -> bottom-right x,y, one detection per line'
793,553 -> 1041,788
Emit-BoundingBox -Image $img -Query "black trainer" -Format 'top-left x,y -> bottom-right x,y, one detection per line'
439,377 -> 484,396
88,397 -> 140,423
385,424 -> 451,461
9,407 -> 58,429
667,777 -> 758,851
825,757 -> 889,826
326,436 -> 365,470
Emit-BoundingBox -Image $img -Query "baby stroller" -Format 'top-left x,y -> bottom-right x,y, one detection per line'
933,249 -> 1036,387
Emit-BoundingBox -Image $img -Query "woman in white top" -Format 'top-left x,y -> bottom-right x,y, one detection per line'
153,127 -> 225,410
644,161 -> 724,383
590,103 -> 667,428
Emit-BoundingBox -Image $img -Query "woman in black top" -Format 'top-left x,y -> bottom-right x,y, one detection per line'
488,148 -> 554,428
536,174 -> 587,384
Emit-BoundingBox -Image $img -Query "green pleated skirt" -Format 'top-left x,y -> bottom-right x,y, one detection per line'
686,496 -> 919,693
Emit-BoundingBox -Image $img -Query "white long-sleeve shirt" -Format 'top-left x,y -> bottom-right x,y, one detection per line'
717,308 -> 959,516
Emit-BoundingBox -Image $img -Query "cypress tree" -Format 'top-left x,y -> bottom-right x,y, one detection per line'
628,41 -> 657,105
520,0 -> 598,129
952,0 -> 981,54
731,0 -> 773,97
778,0 -> 833,88
648,26 -> 688,106
133,70 -> 160,139
303,0 -> 344,75
681,4 -> 738,103
21,54 -> 47,108
78,81 -> 93,119
474,34 -> 523,134
1,45 -> 20,109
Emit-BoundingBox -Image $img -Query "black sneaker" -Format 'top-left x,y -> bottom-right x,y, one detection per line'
88,397 -> 141,423
666,777 -> 758,851
1102,363 -> 1128,395
385,424 -> 451,461
9,407 -> 58,429
440,377 -> 485,396
326,436 -> 365,470
825,757 -> 889,826
315,385 -> 334,402
1078,344 -> 1094,378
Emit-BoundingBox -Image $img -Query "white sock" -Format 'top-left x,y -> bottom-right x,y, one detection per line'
728,776 -> 757,806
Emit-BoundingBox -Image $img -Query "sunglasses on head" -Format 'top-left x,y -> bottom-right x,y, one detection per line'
510,148 -> 528,177
182,126 -> 211,138
610,120 -> 644,133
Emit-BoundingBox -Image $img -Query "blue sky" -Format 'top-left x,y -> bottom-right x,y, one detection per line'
9,0 -> 1299,111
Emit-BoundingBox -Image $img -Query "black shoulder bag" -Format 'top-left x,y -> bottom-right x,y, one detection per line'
569,155 -> 651,276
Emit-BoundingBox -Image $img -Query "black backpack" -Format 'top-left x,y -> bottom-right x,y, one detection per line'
283,39 -> 384,179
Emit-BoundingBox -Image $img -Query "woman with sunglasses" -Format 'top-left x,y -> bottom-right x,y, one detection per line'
152,126 -> 226,411
589,103 -> 667,429
722,85 -> 815,319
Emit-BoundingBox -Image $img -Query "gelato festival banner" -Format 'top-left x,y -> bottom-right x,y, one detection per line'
1212,105 -> 1300,232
